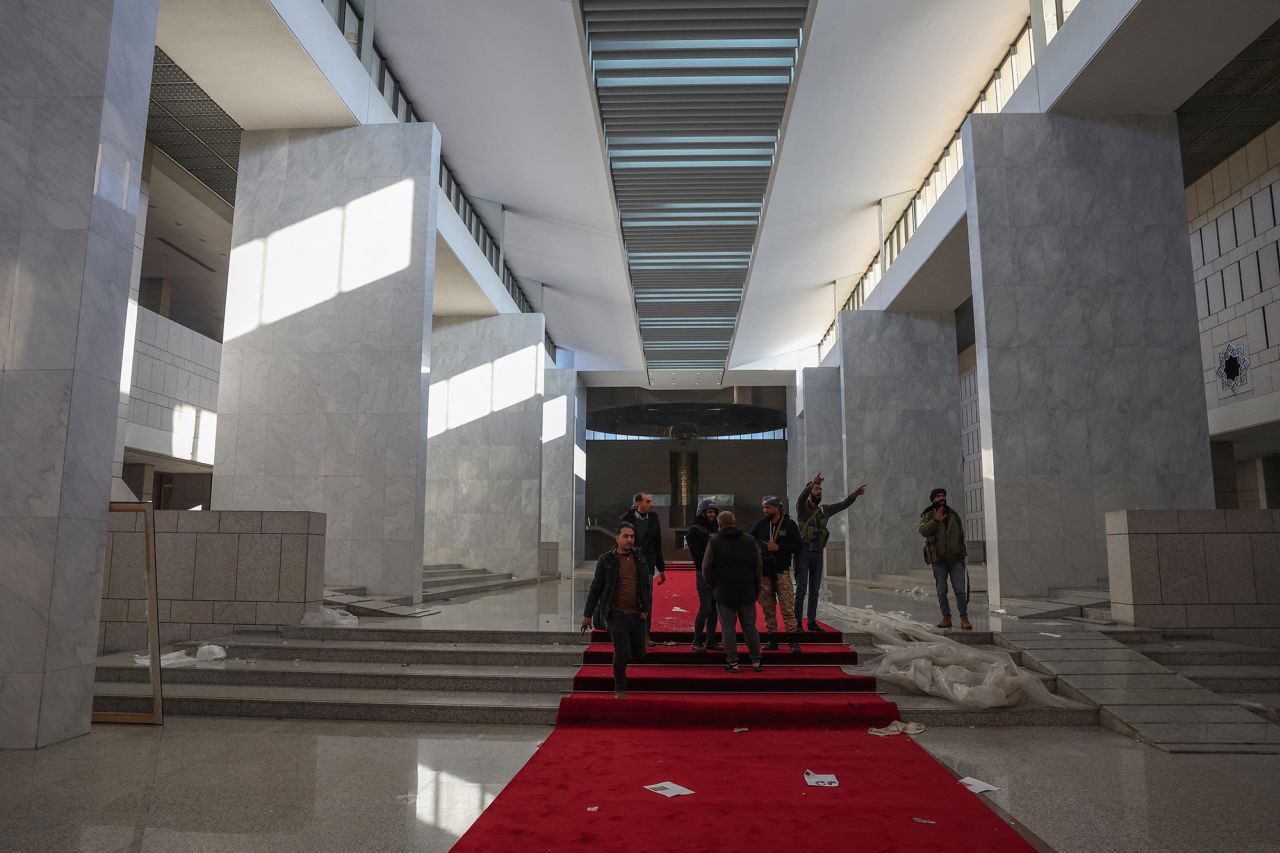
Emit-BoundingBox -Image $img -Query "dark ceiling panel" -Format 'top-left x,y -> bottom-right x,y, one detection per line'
146,48 -> 241,205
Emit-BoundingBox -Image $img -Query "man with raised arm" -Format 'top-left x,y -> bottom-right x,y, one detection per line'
795,473 -> 866,631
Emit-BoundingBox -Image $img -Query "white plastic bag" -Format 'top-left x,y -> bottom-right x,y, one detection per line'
301,606 -> 358,627
195,644 -> 227,661
133,650 -> 197,668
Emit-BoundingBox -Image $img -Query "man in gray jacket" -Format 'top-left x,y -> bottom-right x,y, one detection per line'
702,511 -> 764,673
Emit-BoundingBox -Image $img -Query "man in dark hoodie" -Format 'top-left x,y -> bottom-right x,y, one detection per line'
701,511 -> 764,673
747,496 -> 802,654
795,473 -> 867,632
620,492 -> 666,646
918,487 -> 971,630
685,498 -> 722,653
581,523 -> 653,697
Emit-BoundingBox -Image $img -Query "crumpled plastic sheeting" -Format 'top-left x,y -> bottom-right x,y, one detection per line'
301,606 -> 358,627
133,644 -> 227,668
868,721 -> 926,737
828,603 -> 1070,709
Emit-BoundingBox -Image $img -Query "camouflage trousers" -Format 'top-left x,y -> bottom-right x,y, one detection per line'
758,571 -> 798,633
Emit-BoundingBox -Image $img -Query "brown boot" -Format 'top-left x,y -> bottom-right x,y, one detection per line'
937,616 -> 952,629
960,616 -> 973,630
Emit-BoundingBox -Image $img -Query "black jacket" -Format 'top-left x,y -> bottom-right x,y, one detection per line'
620,508 -> 666,574
747,515 -> 802,577
701,528 -> 763,607
685,516 -> 717,570
583,549 -> 654,629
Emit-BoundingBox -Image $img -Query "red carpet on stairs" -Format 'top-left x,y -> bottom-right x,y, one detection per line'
451,562 -> 1036,852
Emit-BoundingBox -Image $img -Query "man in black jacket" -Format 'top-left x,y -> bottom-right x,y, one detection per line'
795,473 -> 866,632
685,498 -> 721,653
702,511 -> 764,673
620,492 -> 666,646
747,496 -> 803,654
581,523 -> 652,698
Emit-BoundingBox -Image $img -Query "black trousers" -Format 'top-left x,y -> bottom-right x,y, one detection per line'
607,610 -> 646,690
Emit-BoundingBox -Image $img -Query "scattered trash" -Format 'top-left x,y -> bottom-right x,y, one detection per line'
803,770 -> 839,788
671,606 -> 689,613
1038,632 -> 1062,638
644,781 -> 694,798
732,727 -> 749,733
913,817 -> 936,825
662,641 -> 677,646
133,650 -> 198,668
959,776 -> 1000,794
586,806 -> 599,813
195,644 -> 226,661
301,607 -> 358,627
868,721 -> 926,737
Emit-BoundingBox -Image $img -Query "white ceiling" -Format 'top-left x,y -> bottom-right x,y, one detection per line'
730,0 -> 1028,366
352,0 -> 1032,382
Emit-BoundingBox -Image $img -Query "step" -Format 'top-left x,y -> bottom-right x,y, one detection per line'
891,694 -> 1098,727
1127,641 -> 1280,667
573,664 -> 876,693
93,681 -> 562,725
94,654 -> 577,693
420,570 -> 496,584
280,626 -> 585,645
197,637 -> 585,667
557,692 -> 898,728
582,642 -> 860,666
421,577 -> 537,601
325,586 -> 367,596
1172,665 -> 1280,693
607,627 -> 847,645
422,564 -> 464,572
1230,693 -> 1280,725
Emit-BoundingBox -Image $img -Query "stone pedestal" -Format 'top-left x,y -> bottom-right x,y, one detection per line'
542,367 -> 584,578
0,0 -> 158,748
838,311 -> 962,580
964,113 -> 1214,601
213,123 -> 442,601
424,314 -> 546,577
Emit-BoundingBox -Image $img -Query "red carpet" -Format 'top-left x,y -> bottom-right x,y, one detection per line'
451,562 -> 1036,852
581,641 -> 859,665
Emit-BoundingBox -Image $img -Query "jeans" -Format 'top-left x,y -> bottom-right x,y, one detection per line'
607,610 -> 647,690
693,571 -> 719,646
794,549 -> 824,626
715,601 -> 761,665
932,562 -> 969,617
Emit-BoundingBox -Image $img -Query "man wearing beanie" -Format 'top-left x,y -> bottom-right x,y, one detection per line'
918,487 -> 971,630
748,496 -> 803,653
685,498 -> 722,653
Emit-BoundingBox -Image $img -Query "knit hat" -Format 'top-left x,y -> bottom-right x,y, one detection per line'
761,496 -> 782,508
696,498 -> 719,515
929,487 -> 947,500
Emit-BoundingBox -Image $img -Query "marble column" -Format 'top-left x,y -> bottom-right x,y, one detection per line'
541,366 -> 585,577
963,112 -> 1214,602
0,0 -> 158,748
425,314 -> 545,578
213,123 -> 442,601
797,366 -> 849,578
838,311 -> 963,580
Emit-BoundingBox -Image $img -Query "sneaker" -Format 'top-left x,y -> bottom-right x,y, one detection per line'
751,661 -> 764,672
614,689 -> 627,699
692,644 -> 707,653
766,635 -> 780,651
646,637 -> 656,648
808,621 -> 823,632
937,616 -> 952,629
724,662 -> 740,673
708,642 -> 724,651
789,640 -> 803,654
960,616 -> 973,630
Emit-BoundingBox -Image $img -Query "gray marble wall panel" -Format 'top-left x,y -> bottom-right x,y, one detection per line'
799,367 -> 851,577
541,367 -> 583,577
0,0 -> 158,749
963,113 -> 1214,602
214,124 -> 441,601
425,314 -> 545,577
838,313 -> 962,580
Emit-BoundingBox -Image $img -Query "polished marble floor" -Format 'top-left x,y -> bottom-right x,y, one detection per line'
5,716 -> 1279,853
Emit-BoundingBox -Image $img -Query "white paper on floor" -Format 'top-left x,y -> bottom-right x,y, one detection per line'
867,721 -> 926,737
586,806 -> 599,812
913,817 -> 936,824
671,606 -> 689,613
825,603 -> 1072,709
644,782 -> 694,798
733,727 -> 749,733
803,770 -> 839,788
1038,632 -> 1062,638
959,776 -> 1000,794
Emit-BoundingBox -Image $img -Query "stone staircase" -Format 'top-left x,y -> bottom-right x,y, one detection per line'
1125,639 -> 1280,727
421,564 -> 538,601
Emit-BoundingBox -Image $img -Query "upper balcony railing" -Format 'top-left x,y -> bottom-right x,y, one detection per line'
818,3 -> 1080,356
